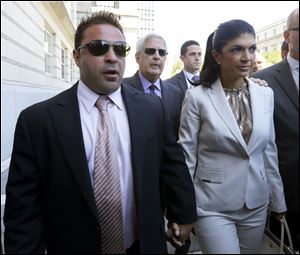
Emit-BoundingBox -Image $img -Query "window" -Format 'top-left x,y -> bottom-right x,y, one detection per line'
70,58 -> 73,82
44,29 -> 53,74
61,45 -> 67,80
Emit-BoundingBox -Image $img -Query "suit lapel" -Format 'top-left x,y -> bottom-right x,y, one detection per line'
121,85 -> 146,202
161,79 -> 169,102
208,79 -> 248,153
48,84 -> 98,221
127,71 -> 145,92
275,60 -> 299,110
178,71 -> 189,92
246,80 -> 262,152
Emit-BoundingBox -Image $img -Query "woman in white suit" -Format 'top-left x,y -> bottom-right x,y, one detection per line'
178,20 -> 287,254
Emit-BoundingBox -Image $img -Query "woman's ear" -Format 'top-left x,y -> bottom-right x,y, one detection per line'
212,49 -> 220,65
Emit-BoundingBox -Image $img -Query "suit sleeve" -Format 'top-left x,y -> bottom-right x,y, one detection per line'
263,90 -> 287,213
178,89 -> 201,179
4,111 -> 46,253
160,98 -> 197,224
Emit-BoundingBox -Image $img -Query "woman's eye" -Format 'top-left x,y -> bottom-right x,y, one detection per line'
249,47 -> 257,53
231,47 -> 241,53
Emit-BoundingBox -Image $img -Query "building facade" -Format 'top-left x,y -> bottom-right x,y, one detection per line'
256,18 -> 287,54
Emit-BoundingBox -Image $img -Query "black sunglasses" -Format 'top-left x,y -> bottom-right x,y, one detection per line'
287,27 -> 299,32
77,40 -> 131,57
144,48 -> 168,57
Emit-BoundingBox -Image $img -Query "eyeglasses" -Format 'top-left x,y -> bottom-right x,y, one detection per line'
144,48 -> 168,57
287,27 -> 299,32
77,40 -> 131,57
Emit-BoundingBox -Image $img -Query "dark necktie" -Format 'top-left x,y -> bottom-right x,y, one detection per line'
192,75 -> 200,84
187,75 -> 201,86
94,96 -> 125,254
149,84 -> 156,95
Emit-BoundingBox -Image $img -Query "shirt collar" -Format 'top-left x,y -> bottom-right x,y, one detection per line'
183,70 -> 200,80
138,71 -> 161,91
287,54 -> 299,70
77,79 -> 123,113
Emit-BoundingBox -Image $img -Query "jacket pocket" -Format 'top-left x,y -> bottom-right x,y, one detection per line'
195,166 -> 223,184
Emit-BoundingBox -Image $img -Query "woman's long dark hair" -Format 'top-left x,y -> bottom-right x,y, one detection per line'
200,20 -> 255,87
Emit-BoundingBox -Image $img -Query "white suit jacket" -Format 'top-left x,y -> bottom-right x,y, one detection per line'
179,78 -> 286,213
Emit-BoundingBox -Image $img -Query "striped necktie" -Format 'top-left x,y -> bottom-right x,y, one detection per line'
94,96 -> 125,254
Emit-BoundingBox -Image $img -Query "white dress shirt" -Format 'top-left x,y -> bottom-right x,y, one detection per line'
183,70 -> 200,89
77,80 -> 137,248
287,54 -> 299,91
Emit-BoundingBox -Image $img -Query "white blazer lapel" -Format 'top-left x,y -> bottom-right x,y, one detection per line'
246,79 -> 264,152
208,79 -> 248,153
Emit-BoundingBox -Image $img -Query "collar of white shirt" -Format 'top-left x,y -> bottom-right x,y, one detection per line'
183,70 -> 200,81
287,54 -> 299,71
77,80 -> 123,113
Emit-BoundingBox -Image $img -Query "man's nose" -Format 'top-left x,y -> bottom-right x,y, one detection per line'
105,46 -> 118,62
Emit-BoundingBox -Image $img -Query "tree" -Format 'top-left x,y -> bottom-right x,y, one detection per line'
170,58 -> 183,77
262,50 -> 281,65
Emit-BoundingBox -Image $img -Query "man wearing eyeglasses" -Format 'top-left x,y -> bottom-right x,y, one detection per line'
4,11 -> 196,254
253,8 -> 299,250
123,33 -> 183,138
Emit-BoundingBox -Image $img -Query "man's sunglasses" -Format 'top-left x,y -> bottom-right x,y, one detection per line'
287,27 -> 299,32
144,48 -> 168,57
77,40 -> 131,57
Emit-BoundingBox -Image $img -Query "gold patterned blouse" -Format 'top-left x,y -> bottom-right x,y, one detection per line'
224,83 -> 253,144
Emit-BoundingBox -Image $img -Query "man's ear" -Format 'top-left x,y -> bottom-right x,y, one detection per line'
73,49 -> 81,68
283,31 -> 290,44
135,52 -> 141,64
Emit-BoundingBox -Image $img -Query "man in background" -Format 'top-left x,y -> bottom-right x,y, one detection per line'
281,41 -> 289,59
166,40 -> 202,99
123,33 -> 183,137
253,8 -> 299,250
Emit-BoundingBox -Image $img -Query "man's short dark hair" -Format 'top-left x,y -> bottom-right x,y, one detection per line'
75,11 -> 124,49
281,41 -> 289,51
180,40 -> 200,56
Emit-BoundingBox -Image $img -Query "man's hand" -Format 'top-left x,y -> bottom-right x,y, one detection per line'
250,77 -> 268,87
166,222 -> 194,248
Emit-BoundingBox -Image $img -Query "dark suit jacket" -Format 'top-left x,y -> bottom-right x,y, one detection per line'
253,59 -> 299,214
166,70 -> 189,100
123,72 -> 183,137
4,83 -> 197,254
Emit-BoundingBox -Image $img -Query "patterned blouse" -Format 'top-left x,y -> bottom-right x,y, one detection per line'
224,82 -> 253,144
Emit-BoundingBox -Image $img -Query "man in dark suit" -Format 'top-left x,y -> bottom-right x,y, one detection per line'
253,8 -> 299,250
123,33 -> 183,138
166,40 -> 202,100
165,40 -> 202,254
4,11 -> 197,254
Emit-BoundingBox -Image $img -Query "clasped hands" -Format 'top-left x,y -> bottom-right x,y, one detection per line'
166,222 -> 194,248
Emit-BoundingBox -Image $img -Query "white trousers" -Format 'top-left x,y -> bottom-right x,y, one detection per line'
194,203 -> 268,254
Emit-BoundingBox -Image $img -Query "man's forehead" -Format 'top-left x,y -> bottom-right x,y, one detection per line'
187,45 -> 202,52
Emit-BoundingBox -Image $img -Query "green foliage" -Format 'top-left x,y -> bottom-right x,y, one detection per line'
170,59 -> 183,76
262,50 -> 281,65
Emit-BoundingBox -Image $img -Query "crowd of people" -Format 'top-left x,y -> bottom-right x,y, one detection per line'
2,7 -> 298,254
